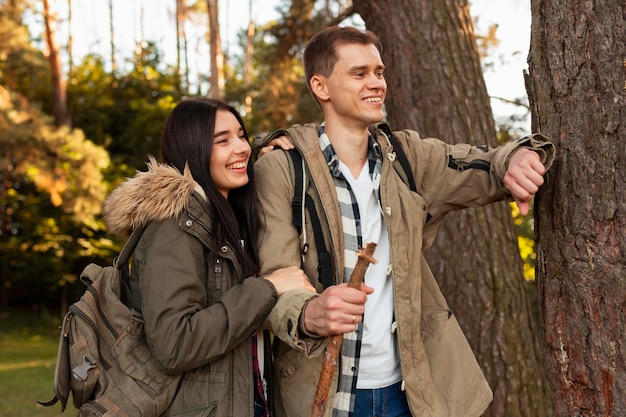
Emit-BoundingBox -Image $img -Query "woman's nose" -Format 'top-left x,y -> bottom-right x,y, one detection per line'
235,137 -> 251,154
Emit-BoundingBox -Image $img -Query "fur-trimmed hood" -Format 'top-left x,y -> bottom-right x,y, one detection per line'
103,157 -> 205,237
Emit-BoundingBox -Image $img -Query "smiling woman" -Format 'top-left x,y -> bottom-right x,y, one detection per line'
97,97 -> 314,416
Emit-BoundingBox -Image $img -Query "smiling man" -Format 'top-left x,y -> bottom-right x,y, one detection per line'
255,26 -> 555,417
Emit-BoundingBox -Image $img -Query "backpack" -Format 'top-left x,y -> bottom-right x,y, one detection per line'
38,226 -> 182,417
286,123 -> 417,289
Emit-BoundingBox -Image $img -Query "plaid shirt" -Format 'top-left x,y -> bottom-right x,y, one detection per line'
318,125 -> 383,417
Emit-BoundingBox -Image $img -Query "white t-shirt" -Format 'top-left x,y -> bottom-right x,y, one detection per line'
338,161 -> 401,389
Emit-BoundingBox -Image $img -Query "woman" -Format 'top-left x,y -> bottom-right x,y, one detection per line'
103,98 -> 314,417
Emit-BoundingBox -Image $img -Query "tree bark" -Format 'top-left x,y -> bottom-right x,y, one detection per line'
527,0 -> 626,415
354,0 -> 552,415
42,0 -> 70,127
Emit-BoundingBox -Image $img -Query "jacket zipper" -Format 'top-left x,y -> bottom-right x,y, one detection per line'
215,258 -> 222,290
448,156 -> 491,172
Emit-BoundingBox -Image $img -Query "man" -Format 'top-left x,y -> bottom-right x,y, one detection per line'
256,26 -> 554,417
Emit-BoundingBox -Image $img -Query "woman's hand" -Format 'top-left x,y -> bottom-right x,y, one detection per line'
265,266 -> 316,296
257,136 -> 294,158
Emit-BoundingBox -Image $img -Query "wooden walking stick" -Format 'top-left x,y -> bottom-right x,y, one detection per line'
310,242 -> 378,417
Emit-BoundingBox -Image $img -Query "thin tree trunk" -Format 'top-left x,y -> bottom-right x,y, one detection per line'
176,0 -> 181,76
42,0 -> 70,127
67,0 -> 72,72
108,0 -> 116,72
244,0 -> 254,114
207,0 -> 224,99
527,0 -> 626,415
354,0 -> 552,415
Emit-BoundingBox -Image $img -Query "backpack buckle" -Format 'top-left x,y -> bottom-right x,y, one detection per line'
127,311 -> 144,336
72,354 -> 97,381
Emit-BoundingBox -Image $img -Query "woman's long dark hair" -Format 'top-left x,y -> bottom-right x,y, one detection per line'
160,98 -> 259,276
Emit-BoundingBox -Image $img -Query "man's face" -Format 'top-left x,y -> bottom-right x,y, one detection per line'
314,43 -> 387,129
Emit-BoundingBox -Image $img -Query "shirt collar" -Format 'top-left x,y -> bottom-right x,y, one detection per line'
318,123 -> 381,179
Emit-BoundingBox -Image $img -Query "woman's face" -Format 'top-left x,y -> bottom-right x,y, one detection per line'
210,110 -> 251,198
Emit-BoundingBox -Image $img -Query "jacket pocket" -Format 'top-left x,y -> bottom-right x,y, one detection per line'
420,309 -> 493,416
273,344 -> 322,417
163,366 -> 224,417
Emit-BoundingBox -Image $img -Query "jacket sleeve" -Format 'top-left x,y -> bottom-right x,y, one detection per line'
254,150 -> 326,356
138,219 -> 278,374
393,130 -> 555,222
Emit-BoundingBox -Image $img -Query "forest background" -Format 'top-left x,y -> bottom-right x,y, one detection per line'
0,0 -> 533,321
1,0 -> 624,416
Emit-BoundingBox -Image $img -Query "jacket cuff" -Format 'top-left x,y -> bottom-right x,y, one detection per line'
494,133 -> 555,181
266,290 -> 326,357
513,133 -> 555,167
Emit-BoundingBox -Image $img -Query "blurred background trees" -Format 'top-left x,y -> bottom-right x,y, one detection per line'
4,0 -> 622,415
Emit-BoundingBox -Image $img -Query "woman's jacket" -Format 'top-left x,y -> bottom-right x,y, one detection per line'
103,159 -> 277,417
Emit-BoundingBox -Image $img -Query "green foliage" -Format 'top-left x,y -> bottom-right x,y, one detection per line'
69,43 -> 183,170
223,0 -> 324,136
0,84 -> 116,308
0,2 -> 53,111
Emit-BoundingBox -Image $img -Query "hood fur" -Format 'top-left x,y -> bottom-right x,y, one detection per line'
103,157 -> 205,236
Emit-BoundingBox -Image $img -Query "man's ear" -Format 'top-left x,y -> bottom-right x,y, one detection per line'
310,75 -> 330,102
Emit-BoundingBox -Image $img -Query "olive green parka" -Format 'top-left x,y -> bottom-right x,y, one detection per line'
103,160 -> 278,417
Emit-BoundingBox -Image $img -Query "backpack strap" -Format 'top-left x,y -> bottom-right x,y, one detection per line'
115,226 -> 146,270
286,123 -> 418,290
377,122 -> 417,193
114,225 -> 147,310
287,149 -> 334,289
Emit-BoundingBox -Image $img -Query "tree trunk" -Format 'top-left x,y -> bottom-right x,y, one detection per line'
67,0 -> 72,72
354,0 -> 552,415
244,0 -> 254,114
108,0 -> 116,72
175,0 -> 191,90
207,0 -> 225,99
527,0 -> 626,415
42,0 -> 70,127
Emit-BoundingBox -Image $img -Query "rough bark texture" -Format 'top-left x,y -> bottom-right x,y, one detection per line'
527,0 -> 626,415
353,0 -> 552,415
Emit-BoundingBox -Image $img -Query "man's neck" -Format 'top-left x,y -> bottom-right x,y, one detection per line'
324,122 -> 370,178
